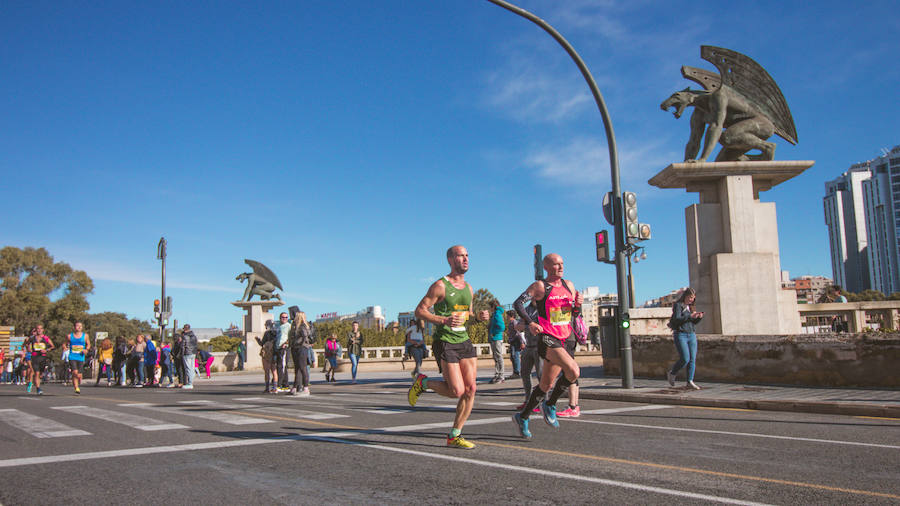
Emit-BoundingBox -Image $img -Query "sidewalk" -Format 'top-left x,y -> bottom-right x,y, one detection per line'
576,373 -> 900,419
190,367 -> 900,418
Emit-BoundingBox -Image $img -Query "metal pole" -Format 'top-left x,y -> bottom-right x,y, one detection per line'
157,237 -> 167,344
485,0 -> 633,387
627,254 -> 635,309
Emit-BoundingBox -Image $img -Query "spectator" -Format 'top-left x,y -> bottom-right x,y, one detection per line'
257,320 -> 277,393
144,337 -> 158,386
274,312 -> 291,392
180,324 -> 198,389
196,348 -> 214,379
346,321 -> 364,384
171,333 -> 185,386
130,335 -> 147,387
406,318 -> 426,378
60,342 -> 71,386
96,338 -> 114,386
506,310 -> 525,379
113,336 -> 128,386
236,340 -> 245,371
160,341 -> 175,387
488,300 -> 506,383
323,333 -> 341,382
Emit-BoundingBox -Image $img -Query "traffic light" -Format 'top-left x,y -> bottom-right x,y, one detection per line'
621,312 -> 631,329
595,230 -> 610,263
533,244 -> 544,280
153,299 -> 161,318
160,296 -> 173,326
623,191 -> 639,241
638,223 -> 651,241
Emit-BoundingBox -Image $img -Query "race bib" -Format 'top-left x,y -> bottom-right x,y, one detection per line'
71,345 -> 84,353
548,306 -> 572,326
451,305 -> 469,332
33,342 -> 46,351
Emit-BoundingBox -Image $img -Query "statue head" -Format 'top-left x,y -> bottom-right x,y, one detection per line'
660,88 -> 698,119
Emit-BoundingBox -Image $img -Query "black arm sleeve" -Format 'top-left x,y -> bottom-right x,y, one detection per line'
514,291 -> 533,324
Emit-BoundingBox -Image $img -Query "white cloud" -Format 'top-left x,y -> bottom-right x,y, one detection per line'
484,63 -> 592,123
522,136 -> 678,192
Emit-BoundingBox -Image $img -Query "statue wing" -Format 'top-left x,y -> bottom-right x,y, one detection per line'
700,45 -> 798,145
681,65 -> 721,92
244,259 -> 284,291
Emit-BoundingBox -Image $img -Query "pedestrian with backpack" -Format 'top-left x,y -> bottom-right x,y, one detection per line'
323,333 -> 341,382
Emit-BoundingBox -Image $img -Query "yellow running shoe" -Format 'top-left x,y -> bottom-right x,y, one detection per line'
446,436 -> 475,449
408,374 -> 426,407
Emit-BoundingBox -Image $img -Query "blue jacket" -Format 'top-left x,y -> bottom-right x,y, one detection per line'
489,307 -> 505,341
144,339 -> 157,365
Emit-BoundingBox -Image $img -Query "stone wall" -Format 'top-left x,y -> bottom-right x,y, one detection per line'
603,333 -> 900,387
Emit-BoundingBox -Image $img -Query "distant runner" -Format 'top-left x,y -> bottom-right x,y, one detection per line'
512,253 -> 582,439
408,245 -> 489,449
26,324 -> 55,395
66,321 -> 90,395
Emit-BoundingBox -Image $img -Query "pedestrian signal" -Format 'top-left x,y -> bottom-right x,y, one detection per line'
595,231 -> 610,263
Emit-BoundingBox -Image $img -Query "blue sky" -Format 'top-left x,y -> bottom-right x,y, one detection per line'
3,1 -> 898,329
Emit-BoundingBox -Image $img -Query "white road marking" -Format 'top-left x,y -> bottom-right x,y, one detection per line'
481,401 -> 519,406
568,418 -> 900,450
52,405 -> 188,431
119,402 -> 274,426
17,396 -> 42,401
0,424 -> 771,505
580,405 -> 673,415
364,408 -> 414,415
249,406 -> 350,420
0,408 -> 91,438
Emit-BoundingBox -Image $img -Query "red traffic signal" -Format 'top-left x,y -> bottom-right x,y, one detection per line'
595,231 -> 610,262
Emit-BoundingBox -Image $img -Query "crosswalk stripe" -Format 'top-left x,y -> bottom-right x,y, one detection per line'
0,408 -> 91,438
481,401 -> 519,406
363,408 -> 414,415
248,406 -> 350,420
51,405 -> 188,431
118,402 -> 274,426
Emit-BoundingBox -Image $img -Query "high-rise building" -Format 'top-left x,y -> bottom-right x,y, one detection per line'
824,164 -> 872,292
861,145 -> 900,295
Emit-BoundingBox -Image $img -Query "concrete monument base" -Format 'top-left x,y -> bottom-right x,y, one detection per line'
232,300 -> 284,371
649,160 -> 814,335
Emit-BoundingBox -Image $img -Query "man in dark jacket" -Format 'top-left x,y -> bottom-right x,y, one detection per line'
180,324 -> 198,389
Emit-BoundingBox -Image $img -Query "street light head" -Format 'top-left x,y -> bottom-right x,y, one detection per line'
640,252 -> 647,261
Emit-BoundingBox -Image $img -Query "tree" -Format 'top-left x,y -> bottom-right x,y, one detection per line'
209,335 -> 242,352
471,288 -> 499,315
83,312 -> 154,341
0,246 -> 93,338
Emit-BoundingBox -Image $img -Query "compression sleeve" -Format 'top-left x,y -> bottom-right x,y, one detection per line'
514,291 -> 533,324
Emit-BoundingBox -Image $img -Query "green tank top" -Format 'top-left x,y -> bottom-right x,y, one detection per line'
433,277 -> 472,344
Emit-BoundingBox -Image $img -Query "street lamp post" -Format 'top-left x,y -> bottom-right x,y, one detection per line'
486,0 -> 634,387
157,237 -> 167,343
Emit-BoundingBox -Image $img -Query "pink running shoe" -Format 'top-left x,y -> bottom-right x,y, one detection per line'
557,405 -> 581,418
515,403 -> 542,413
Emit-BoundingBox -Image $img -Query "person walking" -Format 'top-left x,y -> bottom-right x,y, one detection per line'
488,301 -> 506,384
236,340 -> 245,371
289,311 -> 313,396
346,321 -> 364,384
407,245 -> 490,449
667,287 -> 704,390
406,318 -> 426,378
180,324 -> 198,389
512,253 -> 583,439
256,321 -> 277,393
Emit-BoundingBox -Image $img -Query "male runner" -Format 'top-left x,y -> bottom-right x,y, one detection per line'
512,253 -> 582,439
26,324 -> 55,395
23,329 -> 35,391
66,322 -> 90,395
408,245 -> 489,449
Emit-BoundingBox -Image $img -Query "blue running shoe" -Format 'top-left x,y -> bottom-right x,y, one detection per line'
512,413 -> 532,439
26,382 -> 32,393
540,400 -> 558,428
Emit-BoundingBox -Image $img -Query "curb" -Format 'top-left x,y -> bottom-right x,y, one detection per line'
579,390 -> 900,418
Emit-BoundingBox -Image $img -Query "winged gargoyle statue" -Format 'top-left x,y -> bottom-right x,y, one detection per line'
660,46 -> 797,162
236,259 -> 283,301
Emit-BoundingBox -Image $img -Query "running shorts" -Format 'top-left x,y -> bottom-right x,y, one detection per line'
537,334 -> 565,360
31,356 -> 48,373
68,360 -> 84,374
564,335 -> 577,358
439,340 -> 476,363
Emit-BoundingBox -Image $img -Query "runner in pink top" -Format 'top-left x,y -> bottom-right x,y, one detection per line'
512,253 -> 583,439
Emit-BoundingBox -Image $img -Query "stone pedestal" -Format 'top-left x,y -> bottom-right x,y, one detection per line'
649,161 -> 814,335
231,300 -> 284,370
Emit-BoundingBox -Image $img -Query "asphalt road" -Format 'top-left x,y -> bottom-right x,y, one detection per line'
1,377 -> 898,505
